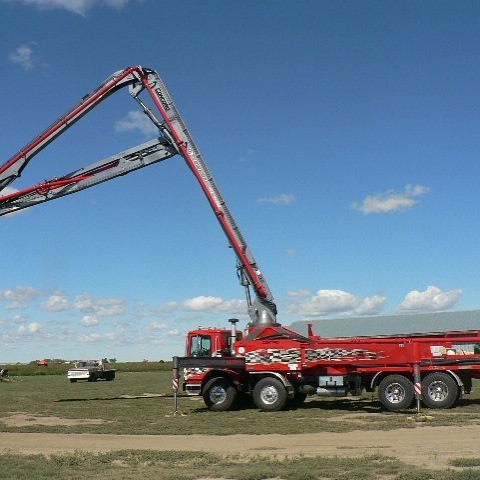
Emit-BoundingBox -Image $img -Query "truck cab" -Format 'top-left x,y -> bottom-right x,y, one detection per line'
186,327 -> 243,357
181,325 -> 246,404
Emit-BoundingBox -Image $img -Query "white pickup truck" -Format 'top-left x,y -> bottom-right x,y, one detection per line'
67,360 -> 116,383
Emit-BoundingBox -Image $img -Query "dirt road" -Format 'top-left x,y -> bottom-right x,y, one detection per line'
1,424 -> 480,469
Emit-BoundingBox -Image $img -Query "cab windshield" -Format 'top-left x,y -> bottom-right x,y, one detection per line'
190,335 -> 212,357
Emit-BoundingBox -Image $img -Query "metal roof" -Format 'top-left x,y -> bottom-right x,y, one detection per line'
288,310 -> 480,338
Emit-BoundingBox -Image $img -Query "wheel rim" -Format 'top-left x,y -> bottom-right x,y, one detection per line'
385,382 -> 406,404
209,385 -> 227,404
427,381 -> 448,402
260,385 -> 279,405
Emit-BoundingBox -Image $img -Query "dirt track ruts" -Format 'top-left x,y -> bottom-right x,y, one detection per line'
2,424 -> 480,469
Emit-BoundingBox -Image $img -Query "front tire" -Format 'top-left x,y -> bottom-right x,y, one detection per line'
253,377 -> 288,412
378,375 -> 414,412
203,378 -> 237,411
421,372 -> 459,409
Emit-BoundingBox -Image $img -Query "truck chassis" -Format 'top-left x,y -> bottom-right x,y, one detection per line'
175,325 -> 480,412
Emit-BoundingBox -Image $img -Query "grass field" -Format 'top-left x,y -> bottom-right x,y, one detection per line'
4,450 -> 480,480
2,366 -> 480,479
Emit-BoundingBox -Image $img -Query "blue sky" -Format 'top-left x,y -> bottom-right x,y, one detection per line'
1,0 -> 480,363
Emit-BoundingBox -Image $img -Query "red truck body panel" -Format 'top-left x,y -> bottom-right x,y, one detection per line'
181,324 -> 480,411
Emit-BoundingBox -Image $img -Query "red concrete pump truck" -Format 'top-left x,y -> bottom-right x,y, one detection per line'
2,66 -> 480,413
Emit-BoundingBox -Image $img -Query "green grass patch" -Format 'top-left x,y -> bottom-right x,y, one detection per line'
1,361 -> 172,377
1,373 -> 480,435
2,374 -> 480,478
0,450 -> 459,480
449,457 -> 480,468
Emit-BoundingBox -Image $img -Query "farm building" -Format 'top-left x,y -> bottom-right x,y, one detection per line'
289,310 -> 480,338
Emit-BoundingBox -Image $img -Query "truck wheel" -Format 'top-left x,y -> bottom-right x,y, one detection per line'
378,375 -> 414,412
203,378 -> 237,411
253,377 -> 288,412
421,372 -> 459,409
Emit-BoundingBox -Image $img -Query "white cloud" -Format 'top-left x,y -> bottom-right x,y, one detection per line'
218,299 -> 247,313
18,322 -> 41,335
257,193 -> 295,205
153,302 -> 178,314
114,110 -> 158,138
352,184 -> 430,214
398,285 -> 462,313
4,301 -> 28,310
0,286 -> 42,309
354,295 -> 388,316
76,332 -> 117,343
183,296 -> 223,311
288,289 -> 387,317
150,322 -> 169,330
73,293 -> 125,317
0,286 -> 40,302
183,296 -> 246,314
12,314 -> 28,324
167,328 -> 181,336
148,323 -> 182,337
41,293 -> 70,312
8,44 -> 35,70
3,0 -> 135,16
132,301 -> 178,320
288,289 -> 311,298
81,315 -> 100,326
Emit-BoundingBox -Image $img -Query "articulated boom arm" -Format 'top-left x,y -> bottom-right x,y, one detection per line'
136,69 -> 277,325
0,66 -> 277,326
0,67 -> 142,192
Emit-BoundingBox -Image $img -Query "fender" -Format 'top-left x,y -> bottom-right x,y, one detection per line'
370,371 -> 384,390
201,369 -> 244,393
248,371 -> 295,397
446,369 -> 464,391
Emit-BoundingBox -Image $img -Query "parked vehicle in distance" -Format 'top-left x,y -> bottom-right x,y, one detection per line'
67,360 -> 116,383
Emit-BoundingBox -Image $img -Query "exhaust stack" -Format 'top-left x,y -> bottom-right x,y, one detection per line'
228,318 -> 239,355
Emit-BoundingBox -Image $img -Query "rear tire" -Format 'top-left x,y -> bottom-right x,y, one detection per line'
421,372 -> 459,409
378,375 -> 414,412
253,377 -> 288,412
203,378 -> 237,411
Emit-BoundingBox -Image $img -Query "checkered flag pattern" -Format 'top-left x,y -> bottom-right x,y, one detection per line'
305,348 -> 380,361
245,348 -> 301,364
